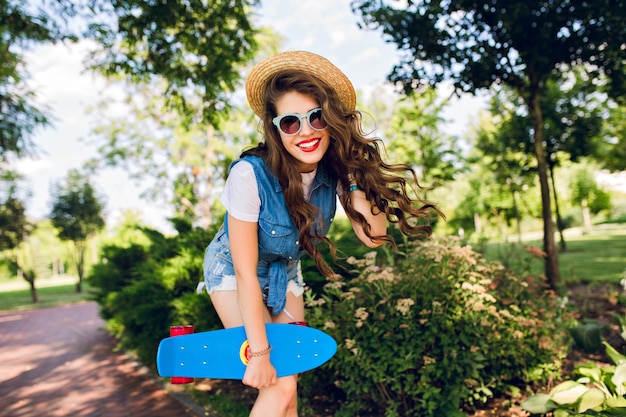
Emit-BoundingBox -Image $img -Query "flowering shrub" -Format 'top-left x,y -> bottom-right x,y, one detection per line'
301,237 -> 572,417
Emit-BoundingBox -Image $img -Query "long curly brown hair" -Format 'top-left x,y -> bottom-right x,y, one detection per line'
241,70 -> 443,277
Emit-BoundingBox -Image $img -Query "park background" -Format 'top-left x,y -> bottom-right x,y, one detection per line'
2,1 -> 626,416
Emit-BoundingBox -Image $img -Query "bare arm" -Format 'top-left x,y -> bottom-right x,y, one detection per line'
341,188 -> 387,248
228,214 -> 277,388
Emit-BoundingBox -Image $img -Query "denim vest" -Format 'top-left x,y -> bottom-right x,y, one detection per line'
223,155 -> 337,313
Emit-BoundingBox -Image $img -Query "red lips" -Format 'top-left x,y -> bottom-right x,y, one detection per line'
297,138 -> 321,153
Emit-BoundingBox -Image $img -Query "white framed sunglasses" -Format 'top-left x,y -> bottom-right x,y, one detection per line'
272,107 -> 327,136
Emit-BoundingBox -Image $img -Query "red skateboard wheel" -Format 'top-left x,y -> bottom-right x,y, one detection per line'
170,325 -> 194,384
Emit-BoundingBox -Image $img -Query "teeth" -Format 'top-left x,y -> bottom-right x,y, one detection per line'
298,139 -> 319,149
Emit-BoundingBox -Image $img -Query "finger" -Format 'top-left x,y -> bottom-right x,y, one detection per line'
242,376 -> 256,388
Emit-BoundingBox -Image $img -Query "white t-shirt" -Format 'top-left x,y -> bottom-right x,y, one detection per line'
221,161 -> 318,222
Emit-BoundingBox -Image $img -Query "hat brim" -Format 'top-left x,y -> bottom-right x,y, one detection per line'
245,50 -> 356,118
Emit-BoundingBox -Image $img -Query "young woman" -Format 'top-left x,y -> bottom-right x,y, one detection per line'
200,50 -> 441,416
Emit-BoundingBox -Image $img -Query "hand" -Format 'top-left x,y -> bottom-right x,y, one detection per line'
242,355 -> 277,389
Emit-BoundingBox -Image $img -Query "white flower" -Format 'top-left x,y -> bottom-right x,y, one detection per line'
395,298 -> 415,316
354,307 -> 369,321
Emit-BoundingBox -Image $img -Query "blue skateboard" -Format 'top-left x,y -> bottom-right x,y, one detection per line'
156,324 -> 337,381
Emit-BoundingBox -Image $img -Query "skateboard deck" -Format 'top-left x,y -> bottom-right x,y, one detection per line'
156,324 -> 337,380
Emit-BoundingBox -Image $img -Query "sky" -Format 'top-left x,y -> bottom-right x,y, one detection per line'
17,0 -> 487,232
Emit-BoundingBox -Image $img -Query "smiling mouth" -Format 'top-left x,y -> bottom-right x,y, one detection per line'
297,138 -> 321,151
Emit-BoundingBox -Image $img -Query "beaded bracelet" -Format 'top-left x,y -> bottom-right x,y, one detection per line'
248,345 -> 272,358
347,173 -> 358,192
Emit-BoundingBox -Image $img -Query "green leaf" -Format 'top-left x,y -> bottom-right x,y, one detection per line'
606,395 -> 626,409
604,342 -> 626,365
612,363 -> 626,396
550,381 -> 588,405
520,394 -> 556,414
576,363 -> 603,383
577,388 -> 606,413
505,384 -> 522,398
571,323 -> 603,353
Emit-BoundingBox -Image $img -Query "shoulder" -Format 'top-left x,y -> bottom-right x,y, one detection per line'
229,159 -> 255,179
237,154 -> 264,167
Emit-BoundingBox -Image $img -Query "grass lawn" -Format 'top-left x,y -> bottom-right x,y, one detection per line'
482,223 -> 626,285
0,275 -> 92,311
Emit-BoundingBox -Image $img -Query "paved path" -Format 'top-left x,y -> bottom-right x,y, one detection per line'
0,302 -> 203,417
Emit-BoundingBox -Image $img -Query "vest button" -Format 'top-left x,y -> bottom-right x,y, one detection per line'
271,230 -> 276,235
295,240 -> 299,245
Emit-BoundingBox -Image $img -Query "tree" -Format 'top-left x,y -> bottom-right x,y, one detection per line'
3,0 -> 262,152
352,0 -> 626,288
0,171 -> 37,301
600,101 -> 626,172
469,110 -> 536,243
483,70 -> 610,249
81,2 -> 273,228
84,0 -> 260,127
385,88 -> 464,200
4,0 -> 263,232
0,0 -> 72,163
531,70 -> 606,249
50,170 -> 105,293
570,166 -> 612,234
85,87 -> 260,229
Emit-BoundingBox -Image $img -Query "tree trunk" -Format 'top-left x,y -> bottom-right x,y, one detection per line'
18,266 -> 38,303
512,187 -> 522,244
497,210 -> 508,243
549,163 -> 567,251
75,240 -> 86,293
581,198 -> 593,234
27,274 -> 38,304
529,92 -> 561,289
473,212 -> 482,235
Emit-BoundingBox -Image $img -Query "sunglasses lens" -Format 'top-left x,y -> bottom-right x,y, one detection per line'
279,116 -> 301,135
275,108 -> 326,135
309,109 -> 326,129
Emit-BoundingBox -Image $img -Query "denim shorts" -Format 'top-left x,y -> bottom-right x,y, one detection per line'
199,228 -> 305,302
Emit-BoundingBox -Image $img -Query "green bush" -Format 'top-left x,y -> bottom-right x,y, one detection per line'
87,225 -> 221,364
89,243 -> 149,307
103,275 -> 173,362
301,237 -> 572,417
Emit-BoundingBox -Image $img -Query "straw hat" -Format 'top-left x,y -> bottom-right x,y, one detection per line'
245,50 -> 357,118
